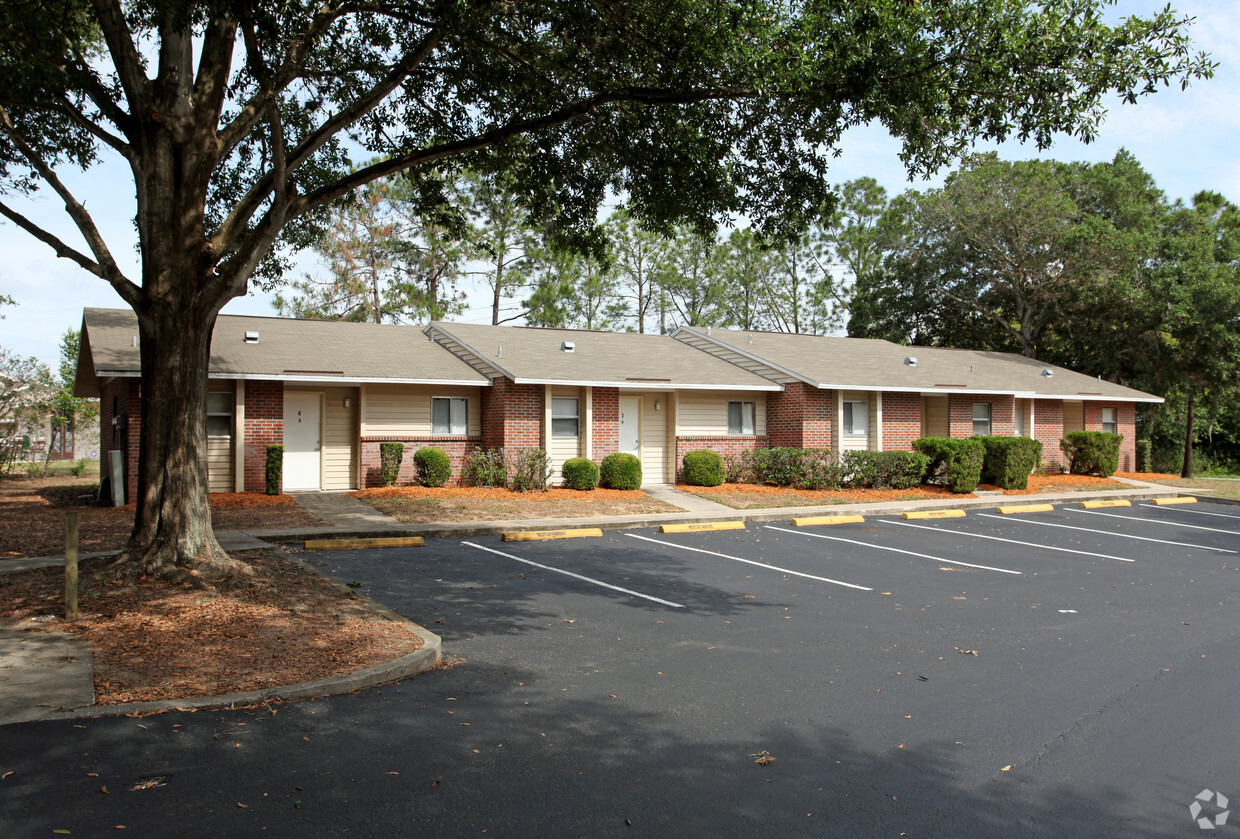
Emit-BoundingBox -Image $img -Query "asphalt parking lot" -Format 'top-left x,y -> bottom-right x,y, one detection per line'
3,500 -> 1239,837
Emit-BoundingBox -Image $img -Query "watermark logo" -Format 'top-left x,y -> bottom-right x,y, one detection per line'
1189,789 -> 1230,831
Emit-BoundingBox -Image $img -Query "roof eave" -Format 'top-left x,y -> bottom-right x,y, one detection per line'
512,377 -> 781,392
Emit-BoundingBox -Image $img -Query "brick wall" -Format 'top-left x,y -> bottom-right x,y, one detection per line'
99,377 -> 141,503
766,382 -> 834,449
1033,399 -> 1065,471
1084,401 -> 1137,472
881,392 -> 922,451
481,377 -> 543,450
359,438 -> 481,486
592,387 -> 620,457
948,394 -> 1014,438
674,435 -> 769,481
242,380 -> 283,492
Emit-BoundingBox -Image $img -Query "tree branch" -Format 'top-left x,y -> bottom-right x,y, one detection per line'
42,97 -> 132,158
193,16 -> 239,133
89,0 -> 149,109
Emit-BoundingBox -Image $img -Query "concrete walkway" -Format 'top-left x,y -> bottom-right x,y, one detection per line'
289,491 -> 405,531
0,627 -> 94,725
641,483 -> 735,513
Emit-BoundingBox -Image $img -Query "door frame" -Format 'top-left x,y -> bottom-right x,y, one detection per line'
283,390 -> 324,491
619,395 -> 643,462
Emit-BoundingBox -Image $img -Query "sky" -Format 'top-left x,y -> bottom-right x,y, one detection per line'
2,0 -> 1237,369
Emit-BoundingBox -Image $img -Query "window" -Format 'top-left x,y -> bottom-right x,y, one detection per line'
551,397 -> 579,438
843,400 -> 869,436
432,397 -> 468,435
972,403 -> 991,436
1102,407 -> 1117,434
207,391 -> 234,439
728,401 -> 755,435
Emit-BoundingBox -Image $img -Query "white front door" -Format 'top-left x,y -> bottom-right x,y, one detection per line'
619,397 -> 641,458
283,392 -> 321,490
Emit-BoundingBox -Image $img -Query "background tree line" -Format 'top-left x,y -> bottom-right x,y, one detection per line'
279,152 -> 1240,477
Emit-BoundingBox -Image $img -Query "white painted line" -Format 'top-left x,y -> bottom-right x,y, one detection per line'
883,519 -> 1134,562
623,533 -> 873,591
1071,508 -> 1240,537
978,513 -> 1237,555
764,525 -> 1022,575
461,541 -> 685,608
1139,503 -> 1240,522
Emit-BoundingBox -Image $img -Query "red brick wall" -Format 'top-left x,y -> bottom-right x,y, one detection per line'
767,382 -> 834,449
948,394 -> 1014,438
359,438 -> 481,486
881,392 -> 922,451
674,436 -> 769,481
1033,399 -> 1065,471
1084,401 -> 1137,472
242,380 -> 283,492
99,377 -> 141,503
591,387 -> 620,457
481,378 -> 543,450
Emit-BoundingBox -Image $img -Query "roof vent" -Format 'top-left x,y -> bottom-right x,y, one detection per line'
244,331 -> 260,344
969,364 -> 974,373
706,326 -> 712,336
132,335 -> 138,347
561,341 -> 575,353
1042,368 -> 1053,378
747,333 -> 753,344
904,356 -> 917,367
497,345 -> 502,359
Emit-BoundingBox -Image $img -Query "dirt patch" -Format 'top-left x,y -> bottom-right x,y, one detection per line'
1120,473 -> 1240,500
0,549 -> 422,705
0,475 -> 328,560
675,483 -> 966,509
991,474 -> 1128,495
349,485 -> 680,522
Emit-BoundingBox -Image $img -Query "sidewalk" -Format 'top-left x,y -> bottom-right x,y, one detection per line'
0,478 -> 1190,725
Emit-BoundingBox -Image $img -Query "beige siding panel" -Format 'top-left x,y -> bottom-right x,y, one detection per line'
1063,400 -> 1084,434
207,438 -> 233,493
362,384 -> 481,437
840,390 -> 870,452
923,396 -> 949,437
550,436 -> 581,483
641,393 -> 670,483
675,390 -> 767,436
548,387 -> 582,484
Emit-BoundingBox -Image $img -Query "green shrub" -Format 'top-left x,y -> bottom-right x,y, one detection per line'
723,450 -> 754,484
974,436 -> 1043,490
799,449 -> 845,490
379,441 -> 405,487
561,457 -> 600,491
414,447 -> 452,487
913,437 -> 984,493
600,453 -> 642,490
682,449 -> 725,486
843,450 -> 930,490
510,447 -> 553,492
748,447 -> 807,486
265,445 -> 283,495
1061,431 -> 1122,477
1136,440 -> 1152,473
463,448 -> 507,487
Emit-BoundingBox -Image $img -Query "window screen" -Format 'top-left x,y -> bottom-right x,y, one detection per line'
432,397 -> 468,435
207,392 -> 233,439
551,397 -> 579,438
727,401 -> 755,435
972,403 -> 992,436
1102,407 -> 1117,434
843,400 -> 868,436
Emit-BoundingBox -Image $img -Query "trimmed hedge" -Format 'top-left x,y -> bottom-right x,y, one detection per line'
600,453 -> 642,490
562,457 -> 601,491
682,449 -> 725,487
265,445 -> 283,495
463,448 -> 507,488
842,450 -> 930,490
414,447 -> 452,487
913,437 -> 984,493
379,441 -> 405,487
1136,439 -> 1152,473
974,436 -> 1043,490
1061,431 -> 1122,477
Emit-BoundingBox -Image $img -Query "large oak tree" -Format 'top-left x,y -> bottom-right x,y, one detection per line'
0,0 -> 1212,580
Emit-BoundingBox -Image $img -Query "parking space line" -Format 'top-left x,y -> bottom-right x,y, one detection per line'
883,519 -> 1134,562
460,541 -> 686,608
977,513 -> 1237,555
763,525 -> 1022,575
623,533 -> 873,591
1069,508 -> 1240,538
1139,503 -> 1240,521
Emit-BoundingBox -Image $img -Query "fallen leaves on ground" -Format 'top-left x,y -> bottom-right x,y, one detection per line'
348,484 -> 679,523
676,482 -> 965,509
0,549 -> 422,704
992,474 -> 1127,495
1115,472 -> 1181,481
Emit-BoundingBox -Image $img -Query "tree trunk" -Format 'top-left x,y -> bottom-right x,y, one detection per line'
106,299 -> 250,584
1181,389 -> 1195,479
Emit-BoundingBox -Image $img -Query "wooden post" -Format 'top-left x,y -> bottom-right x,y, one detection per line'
65,512 -> 78,622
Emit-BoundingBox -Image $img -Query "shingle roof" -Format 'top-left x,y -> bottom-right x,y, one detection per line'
76,308 -> 490,396
427,322 -> 780,390
675,327 -> 1161,402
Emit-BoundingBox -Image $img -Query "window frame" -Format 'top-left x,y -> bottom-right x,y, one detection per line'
727,401 -> 756,436
842,400 -> 869,437
972,402 -> 992,437
1101,407 -> 1117,435
431,396 -> 469,436
551,396 -> 580,438
206,391 -> 234,440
